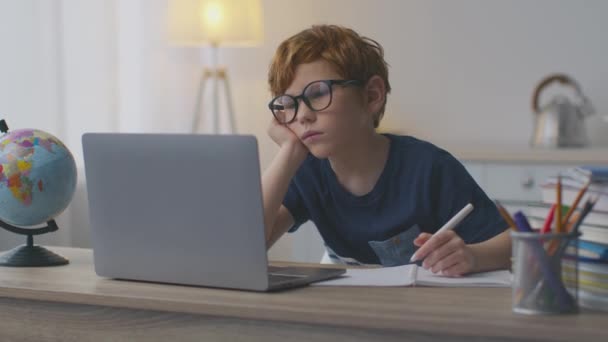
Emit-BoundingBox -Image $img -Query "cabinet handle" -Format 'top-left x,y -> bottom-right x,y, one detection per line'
521,176 -> 535,189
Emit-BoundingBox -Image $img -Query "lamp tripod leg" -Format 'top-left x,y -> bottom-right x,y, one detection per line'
222,71 -> 236,133
192,70 -> 209,133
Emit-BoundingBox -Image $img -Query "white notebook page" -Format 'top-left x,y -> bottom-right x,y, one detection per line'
314,264 -> 511,287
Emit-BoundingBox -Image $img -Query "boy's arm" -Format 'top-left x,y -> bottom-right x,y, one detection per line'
468,229 -> 511,272
262,142 -> 308,249
266,206 -> 295,249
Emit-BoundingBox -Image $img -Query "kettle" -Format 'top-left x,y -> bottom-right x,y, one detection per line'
530,74 -> 594,148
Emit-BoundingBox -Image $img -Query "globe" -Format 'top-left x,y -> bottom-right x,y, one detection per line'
0,128 -> 77,227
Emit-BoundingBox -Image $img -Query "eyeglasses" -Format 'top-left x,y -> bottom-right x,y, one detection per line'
268,79 -> 363,124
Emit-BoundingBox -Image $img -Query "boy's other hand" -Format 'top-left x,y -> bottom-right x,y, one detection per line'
267,119 -> 308,154
413,231 -> 476,277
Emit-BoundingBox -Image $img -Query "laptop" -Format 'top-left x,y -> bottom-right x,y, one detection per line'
82,133 -> 345,291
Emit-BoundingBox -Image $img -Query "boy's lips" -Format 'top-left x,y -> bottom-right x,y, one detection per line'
301,131 -> 323,141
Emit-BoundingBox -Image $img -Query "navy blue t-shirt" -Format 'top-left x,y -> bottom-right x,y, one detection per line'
283,134 -> 507,266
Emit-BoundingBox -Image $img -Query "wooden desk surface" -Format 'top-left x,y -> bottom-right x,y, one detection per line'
0,247 -> 605,341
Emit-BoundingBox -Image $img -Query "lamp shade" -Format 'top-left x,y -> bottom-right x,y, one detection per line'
168,0 -> 263,47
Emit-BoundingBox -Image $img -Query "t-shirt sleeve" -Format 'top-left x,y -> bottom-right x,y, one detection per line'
430,152 -> 508,243
283,179 -> 310,233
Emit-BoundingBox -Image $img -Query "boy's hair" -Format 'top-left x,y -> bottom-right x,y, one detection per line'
268,25 -> 391,128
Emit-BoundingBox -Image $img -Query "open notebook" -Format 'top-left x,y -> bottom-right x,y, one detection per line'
313,264 -> 512,287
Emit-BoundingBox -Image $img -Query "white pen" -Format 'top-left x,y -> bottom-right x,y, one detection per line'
409,203 -> 474,262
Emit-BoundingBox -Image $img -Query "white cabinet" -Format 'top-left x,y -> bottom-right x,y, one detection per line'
462,161 -> 575,202
453,145 -> 608,202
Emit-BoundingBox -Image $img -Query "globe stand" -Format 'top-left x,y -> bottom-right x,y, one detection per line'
0,219 -> 69,267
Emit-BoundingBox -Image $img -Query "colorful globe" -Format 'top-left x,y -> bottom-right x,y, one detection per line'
0,129 -> 77,226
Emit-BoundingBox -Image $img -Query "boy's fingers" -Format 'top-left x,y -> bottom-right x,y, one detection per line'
412,231 -> 454,261
416,232 -> 432,239
413,233 -> 432,246
423,238 -> 460,270
440,259 -> 468,277
430,250 -> 460,274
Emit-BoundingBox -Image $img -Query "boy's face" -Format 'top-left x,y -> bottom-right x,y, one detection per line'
282,60 -> 375,158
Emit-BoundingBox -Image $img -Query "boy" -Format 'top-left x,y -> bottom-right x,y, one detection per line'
262,25 -> 510,276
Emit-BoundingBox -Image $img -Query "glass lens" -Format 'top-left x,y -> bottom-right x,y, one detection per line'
304,81 -> 331,111
271,95 -> 296,123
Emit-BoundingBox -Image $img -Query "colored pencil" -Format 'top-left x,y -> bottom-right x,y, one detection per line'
562,180 -> 591,228
556,175 -> 563,233
541,204 -> 556,234
494,200 -> 518,231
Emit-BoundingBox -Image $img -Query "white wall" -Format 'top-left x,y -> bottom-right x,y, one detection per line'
0,1 -> 62,136
1,0 -> 608,259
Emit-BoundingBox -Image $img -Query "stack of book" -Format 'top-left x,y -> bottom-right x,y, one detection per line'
539,165 -> 608,312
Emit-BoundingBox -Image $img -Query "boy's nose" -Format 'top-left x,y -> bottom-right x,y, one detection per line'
297,103 -> 316,124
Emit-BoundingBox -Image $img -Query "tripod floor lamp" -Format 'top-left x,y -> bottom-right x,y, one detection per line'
168,0 -> 263,134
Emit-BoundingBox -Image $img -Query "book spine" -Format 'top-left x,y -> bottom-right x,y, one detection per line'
577,241 -> 608,260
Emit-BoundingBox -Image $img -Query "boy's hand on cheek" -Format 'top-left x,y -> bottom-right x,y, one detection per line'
413,231 -> 475,277
268,119 -> 304,147
267,119 -> 309,163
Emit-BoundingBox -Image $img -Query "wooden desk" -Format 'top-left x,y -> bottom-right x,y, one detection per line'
0,247 -> 604,341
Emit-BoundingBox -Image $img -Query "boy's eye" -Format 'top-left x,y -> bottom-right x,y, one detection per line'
305,84 -> 330,99
308,89 -> 328,99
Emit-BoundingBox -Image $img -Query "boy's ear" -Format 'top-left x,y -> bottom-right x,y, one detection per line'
364,75 -> 386,115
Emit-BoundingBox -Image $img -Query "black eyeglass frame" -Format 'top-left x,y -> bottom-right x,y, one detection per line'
268,79 -> 363,124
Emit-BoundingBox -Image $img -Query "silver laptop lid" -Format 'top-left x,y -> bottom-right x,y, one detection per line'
82,133 -> 269,291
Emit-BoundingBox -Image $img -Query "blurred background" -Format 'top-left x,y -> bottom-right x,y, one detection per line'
1,0 -> 607,261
